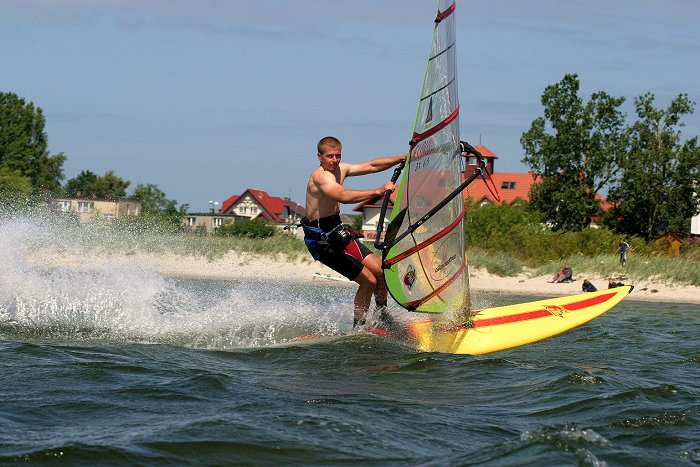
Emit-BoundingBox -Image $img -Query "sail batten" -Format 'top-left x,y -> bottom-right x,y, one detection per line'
381,0 -> 470,315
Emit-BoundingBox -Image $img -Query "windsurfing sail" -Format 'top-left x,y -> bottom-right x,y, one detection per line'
376,0 -> 470,315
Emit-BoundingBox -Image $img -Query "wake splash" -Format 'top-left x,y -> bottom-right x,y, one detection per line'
0,216 -> 346,349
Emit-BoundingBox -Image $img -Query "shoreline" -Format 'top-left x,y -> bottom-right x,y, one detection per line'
32,249 -> 700,306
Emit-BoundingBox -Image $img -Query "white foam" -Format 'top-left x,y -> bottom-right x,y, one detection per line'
0,215 -> 348,349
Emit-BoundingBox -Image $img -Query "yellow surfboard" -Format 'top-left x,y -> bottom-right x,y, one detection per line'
371,286 -> 633,355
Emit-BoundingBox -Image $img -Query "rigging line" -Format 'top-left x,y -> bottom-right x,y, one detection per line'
383,210 -> 464,267
428,41 -> 455,63
479,167 -> 502,203
482,173 -> 501,203
419,77 -> 455,103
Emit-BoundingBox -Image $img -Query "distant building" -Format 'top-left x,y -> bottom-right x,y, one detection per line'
653,232 -> 700,256
183,188 -> 306,234
220,188 -> 306,224
52,198 -> 141,222
181,212 -> 237,232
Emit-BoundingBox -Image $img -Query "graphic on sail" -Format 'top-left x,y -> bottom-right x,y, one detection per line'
379,0 -> 470,314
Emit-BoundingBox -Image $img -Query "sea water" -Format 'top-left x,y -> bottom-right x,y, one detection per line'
1,217 -> 698,465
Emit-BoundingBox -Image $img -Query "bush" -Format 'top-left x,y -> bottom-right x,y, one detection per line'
215,218 -> 277,238
464,201 -> 652,266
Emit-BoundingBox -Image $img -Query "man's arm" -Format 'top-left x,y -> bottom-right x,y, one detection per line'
316,170 -> 395,204
345,154 -> 406,177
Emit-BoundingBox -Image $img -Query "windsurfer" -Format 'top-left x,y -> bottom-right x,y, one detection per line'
303,136 -> 406,327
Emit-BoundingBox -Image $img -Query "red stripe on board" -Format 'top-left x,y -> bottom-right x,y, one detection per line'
384,210 -> 464,267
472,292 -> 617,328
564,292 -> 617,310
411,106 -> 459,146
473,309 -> 552,328
406,262 -> 465,309
435,2 -> 456,23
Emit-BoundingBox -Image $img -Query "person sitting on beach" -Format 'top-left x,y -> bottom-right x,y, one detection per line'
549,263 -> 573,283
608,278 -> 625,289
303,136 -> 406,328
582,279 -> 597,292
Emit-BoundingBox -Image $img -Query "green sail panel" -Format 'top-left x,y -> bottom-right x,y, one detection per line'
382,0 -> 470,314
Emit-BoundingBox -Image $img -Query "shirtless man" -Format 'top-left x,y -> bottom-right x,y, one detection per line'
303,136 -> 406,327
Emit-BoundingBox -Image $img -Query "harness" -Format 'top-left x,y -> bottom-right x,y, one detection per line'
301,214 -> 363,260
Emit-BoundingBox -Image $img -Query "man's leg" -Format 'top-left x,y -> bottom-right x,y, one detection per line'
352,266 -> 377,326
362,253 -> 387,308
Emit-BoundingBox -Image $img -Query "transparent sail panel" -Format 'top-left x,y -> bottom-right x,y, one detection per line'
383,0 -> 470,314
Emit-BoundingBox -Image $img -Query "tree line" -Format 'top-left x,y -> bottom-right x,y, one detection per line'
0,91 -> 186,225
521,74 -> 699,240
2,77 -> 699,239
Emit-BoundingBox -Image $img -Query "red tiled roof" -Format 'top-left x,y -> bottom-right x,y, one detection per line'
473,144 -> 498,159
221,195 -> 240,213
237,188 -> 279,221
221,188 -> 306,222
464,171 -> 539,205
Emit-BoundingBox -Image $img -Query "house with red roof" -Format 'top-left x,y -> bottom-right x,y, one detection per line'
220,188 -> 307,224
462,145 -> 539,205
182,188 -> 306,233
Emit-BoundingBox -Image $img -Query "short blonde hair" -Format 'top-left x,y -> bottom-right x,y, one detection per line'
317,136 -> 341,154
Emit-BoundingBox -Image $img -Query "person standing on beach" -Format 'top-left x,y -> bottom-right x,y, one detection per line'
618,239 -> 630,266
303,136 -> 406,327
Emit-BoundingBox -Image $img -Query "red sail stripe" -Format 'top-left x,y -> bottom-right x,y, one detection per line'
410,106 -> 459,146
406,262 -> 465,309
435,2 -> 456,23
472,292 -> 617,328
384,210 -> 464,267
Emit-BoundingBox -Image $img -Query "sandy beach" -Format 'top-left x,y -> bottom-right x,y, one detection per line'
31,249 -> 700,306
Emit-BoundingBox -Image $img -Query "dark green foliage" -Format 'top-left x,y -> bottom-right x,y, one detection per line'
605,93 -> 700,240
0,166 -> 33,205
521,74 -> 628,231
129,183 -> 186,227
216,218 -> 277,238
465,201 -> 638,266
0,92 -> 65,192
130,183 -> 177,214
63,170 -> 130,200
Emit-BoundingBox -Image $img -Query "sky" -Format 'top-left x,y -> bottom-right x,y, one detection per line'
1,0 -> 699,213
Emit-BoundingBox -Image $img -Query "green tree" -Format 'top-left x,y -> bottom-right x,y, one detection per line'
0,166 -> 33,205
0,92 -> 65,192
129,183 -> 187,227
63,170 -> 130,200
130,183 -> 177,214
606,93 -> 700,239
520,74 -> 628,231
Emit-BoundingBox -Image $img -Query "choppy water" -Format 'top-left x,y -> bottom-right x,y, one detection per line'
1,217 -> 699,465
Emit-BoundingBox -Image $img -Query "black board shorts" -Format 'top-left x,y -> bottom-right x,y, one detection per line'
316,238 -> 372,281
303,212 -> 373,281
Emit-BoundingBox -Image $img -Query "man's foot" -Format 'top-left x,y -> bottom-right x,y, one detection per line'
367,305 -> 395,330
353,317 -> 366,328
